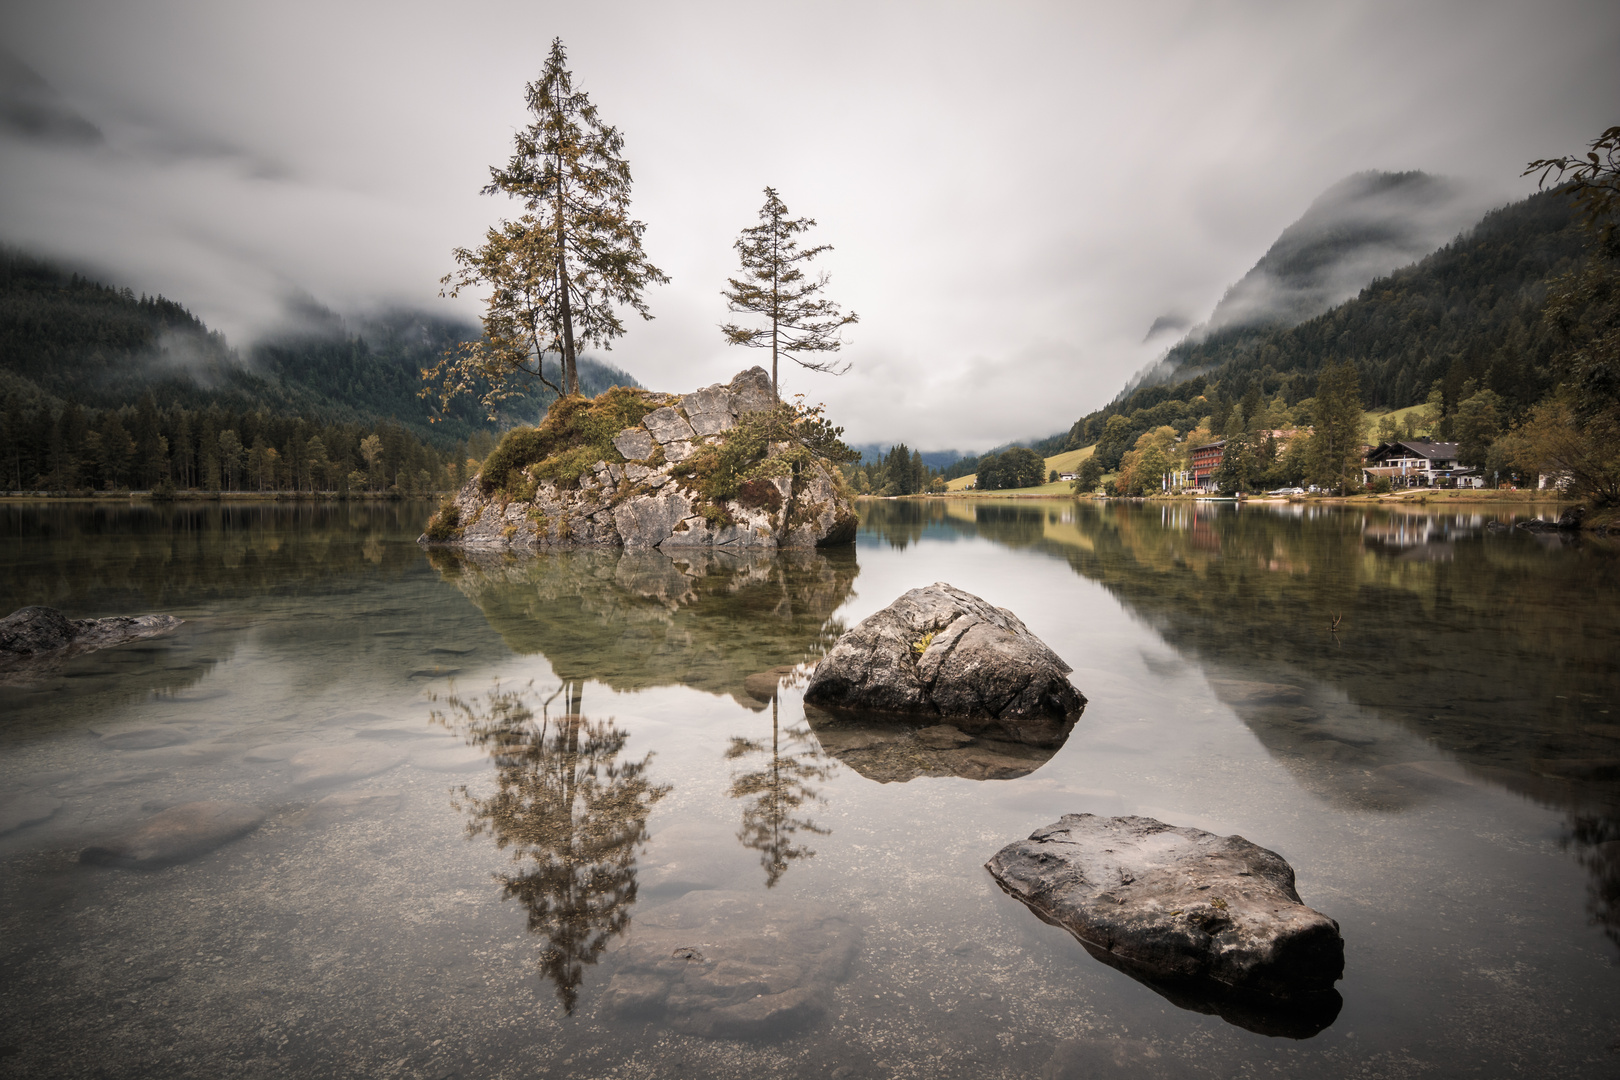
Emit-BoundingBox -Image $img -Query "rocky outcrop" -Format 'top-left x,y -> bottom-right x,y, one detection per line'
0,605 -> 182,661
986,814 -> 1344,1003
425,367 -> 857,552
803,583 -> 1085,744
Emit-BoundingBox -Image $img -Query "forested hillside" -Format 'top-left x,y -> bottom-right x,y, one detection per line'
1064,189 -> 1588,459
0,249 -> 640,493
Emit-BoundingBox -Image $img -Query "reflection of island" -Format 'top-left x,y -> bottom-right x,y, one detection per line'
802,706 -> 1073,783
432,680 -> 669,1012
726,688 -> 833,887
428,547 -> 857,708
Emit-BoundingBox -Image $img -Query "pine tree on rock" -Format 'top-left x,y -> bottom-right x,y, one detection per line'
429,38 -> 666,418
721,188 -> 858,398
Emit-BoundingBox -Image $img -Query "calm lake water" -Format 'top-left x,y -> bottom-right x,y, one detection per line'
1,497 -> 1617,1079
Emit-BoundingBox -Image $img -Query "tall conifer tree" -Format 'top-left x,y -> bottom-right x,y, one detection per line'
430,38 -> 665,416
721,188 -> 858,398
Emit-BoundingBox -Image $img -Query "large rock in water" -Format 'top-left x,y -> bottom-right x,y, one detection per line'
803,583 -> 1085,745
426,367 -> 858,552
0,605 -> 182,660
986,814 -> 1344,1002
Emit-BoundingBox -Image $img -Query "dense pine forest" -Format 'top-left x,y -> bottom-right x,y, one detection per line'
0,250 -> 637,494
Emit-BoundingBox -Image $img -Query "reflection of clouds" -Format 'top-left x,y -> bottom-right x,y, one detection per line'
432,680 -> 669,1013
726,690 -> 833,888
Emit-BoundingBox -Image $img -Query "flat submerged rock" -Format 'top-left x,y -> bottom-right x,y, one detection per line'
79,801 -> 265,869
987,814 -> 1343,1017
602,890 -> 860,1038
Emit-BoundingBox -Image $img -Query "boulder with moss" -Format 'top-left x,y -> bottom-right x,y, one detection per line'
421,367 -> 859,552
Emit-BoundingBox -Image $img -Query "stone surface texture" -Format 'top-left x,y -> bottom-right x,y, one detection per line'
601,890 -> 860,1038
426,367 -> 856,553
986,813 -> 1344,998
0,605 -> 182,660
79,801 -> 266,868
803,583 -> 1085,744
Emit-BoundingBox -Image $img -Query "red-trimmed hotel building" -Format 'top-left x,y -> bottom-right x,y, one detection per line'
1190,439 -> 1226,492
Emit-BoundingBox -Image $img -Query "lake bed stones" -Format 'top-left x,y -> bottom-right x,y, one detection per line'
0,606 -> 183,660
602,890 -> 860,1038
804,583 -> 1085,745
79,801 -> 265,868
986,813 -> 1343,999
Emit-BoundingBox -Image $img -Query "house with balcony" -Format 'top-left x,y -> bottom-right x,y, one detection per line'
1362,440 -> 1465,488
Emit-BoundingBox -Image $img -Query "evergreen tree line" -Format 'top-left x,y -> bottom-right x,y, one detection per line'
844,444 -> 946,495
0,246 -> 637,453
0,389 -> 489,495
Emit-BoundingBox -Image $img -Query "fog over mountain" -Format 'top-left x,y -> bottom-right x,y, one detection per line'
1121,170 -> 1494,395
0,0 -> 1616,451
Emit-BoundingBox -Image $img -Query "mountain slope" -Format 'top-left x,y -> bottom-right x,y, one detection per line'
1125,171 -> 1488,394
0,249 -> 639,443
1066,187 -> 1589,455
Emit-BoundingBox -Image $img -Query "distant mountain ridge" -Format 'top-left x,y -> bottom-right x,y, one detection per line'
1059,186 -> 1588,459
0,248 -> 638,444
1123,170 -> 1489,396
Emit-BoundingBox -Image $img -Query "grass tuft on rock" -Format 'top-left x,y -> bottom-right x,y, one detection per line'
479,386 -> 662,496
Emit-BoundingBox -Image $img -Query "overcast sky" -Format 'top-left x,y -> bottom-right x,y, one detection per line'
2,0 -> 1617,451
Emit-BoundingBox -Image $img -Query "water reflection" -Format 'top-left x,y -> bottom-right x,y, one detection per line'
726,686 -> 834,888
432,680 -> 670,1012
865,498 -> 1620,949
802,707 -> 1073,783
429,547 -> 857,707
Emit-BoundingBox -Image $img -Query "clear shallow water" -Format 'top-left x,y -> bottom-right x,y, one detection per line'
1,497 -> 1617,1078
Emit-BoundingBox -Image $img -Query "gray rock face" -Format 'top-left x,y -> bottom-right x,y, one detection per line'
80,801 -> 265,868
429,366 -> 857,553
0,606 -> 182,660
613,428 -> 655,462
643,406 -> 696,444
602,890 -> 860,1038
803,583 -> 1084,744
986,814 -> 1344,999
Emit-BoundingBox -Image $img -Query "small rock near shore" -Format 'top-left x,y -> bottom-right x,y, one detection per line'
0,605 -> 182,659
986,813 -> 1343,998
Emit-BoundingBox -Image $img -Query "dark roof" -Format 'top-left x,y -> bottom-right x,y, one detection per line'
1191,439 -> 1227,451
1367,439 -> 1458,462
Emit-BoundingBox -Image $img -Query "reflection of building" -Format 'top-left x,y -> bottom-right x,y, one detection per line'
434,680 -> 669,1013
1362,440 -> 1477,488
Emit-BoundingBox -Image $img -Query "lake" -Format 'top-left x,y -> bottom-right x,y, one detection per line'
1,497 -> 1617,1079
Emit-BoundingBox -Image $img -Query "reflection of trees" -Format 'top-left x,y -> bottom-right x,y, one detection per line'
433,680 -> 669,1012
1564,814 -> 1620,950
726,686 -> 833,888
0,499 -> 429,613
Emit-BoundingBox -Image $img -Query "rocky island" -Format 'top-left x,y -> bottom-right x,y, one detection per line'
421,367 -> 859,552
